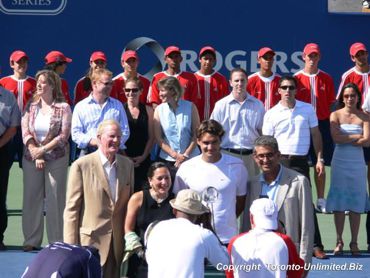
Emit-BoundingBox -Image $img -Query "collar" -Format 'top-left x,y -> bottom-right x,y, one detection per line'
259,164 -> 283,187
195,70 -> 216,78
226,92 -> 252,104
276,100 -> 304,111
257,72 -> 276,82
98,149 -> 116,167
87,94 -> 110,104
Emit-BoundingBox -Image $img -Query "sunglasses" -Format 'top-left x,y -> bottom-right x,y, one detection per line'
124,88 -> 140,93
280,85 -> 296,91
99,81 -> 113,86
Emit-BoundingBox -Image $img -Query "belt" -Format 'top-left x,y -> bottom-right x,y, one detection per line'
223,148 -> 253,155
280,154 -> 307,160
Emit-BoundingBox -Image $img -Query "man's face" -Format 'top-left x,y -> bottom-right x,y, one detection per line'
98,124 -> 121,157
258,52 -> 274,72
230,71 -> 247,96
11,57 -> 28,75
122,57 -> 138,72
253,145 -> 280,174
303,52 -> 320,68
197,132 -> 221,162
278,79 -> 296,103
165,52 -> 182,69
93,73 -> 113,97
199,53 -> 216,72
351,50 -> 369,67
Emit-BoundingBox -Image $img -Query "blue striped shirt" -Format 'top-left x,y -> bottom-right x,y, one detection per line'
0,87 -> 21,136
71,95 -> 129,149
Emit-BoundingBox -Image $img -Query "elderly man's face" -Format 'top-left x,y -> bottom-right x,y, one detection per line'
253,145 -> 280,174
98,124 -> 121,158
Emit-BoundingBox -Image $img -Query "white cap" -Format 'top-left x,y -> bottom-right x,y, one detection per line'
250,198 -> 278,230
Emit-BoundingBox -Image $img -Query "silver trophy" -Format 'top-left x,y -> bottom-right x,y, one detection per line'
202,186 -> 219,234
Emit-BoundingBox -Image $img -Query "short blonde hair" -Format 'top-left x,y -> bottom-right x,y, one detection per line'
157,76 -> 183,102
91,68 -> 113,83
96,119 -> 122,137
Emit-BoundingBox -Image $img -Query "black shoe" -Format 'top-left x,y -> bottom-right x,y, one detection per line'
0,241 -> 7,251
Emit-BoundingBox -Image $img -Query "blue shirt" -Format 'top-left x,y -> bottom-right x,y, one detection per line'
0,87 -> 21,136
157,99 -> 200,161
210,93 -> 265,149
260,164 -> 283,203
71,95 -> 130,149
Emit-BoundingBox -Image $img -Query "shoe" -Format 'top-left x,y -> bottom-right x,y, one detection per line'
368,244 -> 370,253
333,240 -> 343,256
313,247 -> 328,259
23,245 -> 39,252
349,242 -> 360,256
0,241 -> 7,251
363,0 -> 370,9
316,198 -> 327,213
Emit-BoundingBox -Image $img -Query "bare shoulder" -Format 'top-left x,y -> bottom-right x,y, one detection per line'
128,191 -> 144,208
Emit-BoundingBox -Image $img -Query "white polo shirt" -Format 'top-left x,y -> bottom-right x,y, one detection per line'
146,218 -> 229,278
262,100 -> 318,155
173,154 -> 248,243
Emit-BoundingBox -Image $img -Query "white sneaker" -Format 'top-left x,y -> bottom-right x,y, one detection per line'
316,198 -> 327,213
363,0 -> 370,8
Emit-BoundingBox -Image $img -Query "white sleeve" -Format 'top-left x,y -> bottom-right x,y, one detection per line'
236,164 -> 248,196
362,89 -> 370,112
173,165 -> 189,194
202,229 -> 229,267
262,110 -> 274,136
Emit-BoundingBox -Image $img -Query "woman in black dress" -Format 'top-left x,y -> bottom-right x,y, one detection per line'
124,162 -> 175,277
123,77 -> 154,192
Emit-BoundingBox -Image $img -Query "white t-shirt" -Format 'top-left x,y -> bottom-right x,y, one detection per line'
173,154 -> 248,243
262,100 -> 318,155
34,111 -> 51,142
146,218 -> 229,278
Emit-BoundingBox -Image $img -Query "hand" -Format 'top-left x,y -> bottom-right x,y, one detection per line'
315,161 -> 325,177
132,155 -> 145,168
29,146 -> 45,160
174,153 -> 187,168
35,158 -> 45,170
89,138 -> 99,147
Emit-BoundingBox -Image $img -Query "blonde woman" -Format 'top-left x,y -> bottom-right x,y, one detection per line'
22,70 -> 72,251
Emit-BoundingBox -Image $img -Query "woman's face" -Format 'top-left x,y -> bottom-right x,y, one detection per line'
148,167 -> 171,195
124,81 -> 142,101
159,87 -> 175,103
36,74 -> 53,98
342,87 -> 358,108
90,59 -> 107,71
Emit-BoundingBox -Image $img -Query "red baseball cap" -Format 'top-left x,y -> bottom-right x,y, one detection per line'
258,47 -> 275,58
90,51 -> 107,62
303,43 -> 320,55
44,51 -> 72,64
199,46 -> 216,58
10,50 -> 28,62
164,46 -> 181,56
121,50 -> 138,62
350,42 -> 367,56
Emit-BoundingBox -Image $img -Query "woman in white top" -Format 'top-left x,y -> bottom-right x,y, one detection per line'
21,70 -> 72,251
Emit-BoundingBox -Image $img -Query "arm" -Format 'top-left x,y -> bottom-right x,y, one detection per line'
64,161 -> 84,244
298,176 -> 314,264
119,102 -> 130,149
330,111 -> 362,144
71,106 -> 93,149
352,114 -> 370,147
0,126 -> 17,148
124,192 -> 143,234
310,126 -> 324,176
175,104 -> 200,167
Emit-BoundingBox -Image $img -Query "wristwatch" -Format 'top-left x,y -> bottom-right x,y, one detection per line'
319,158 -> 325,163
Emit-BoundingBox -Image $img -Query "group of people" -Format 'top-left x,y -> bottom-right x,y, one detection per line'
0,41 -> 369,277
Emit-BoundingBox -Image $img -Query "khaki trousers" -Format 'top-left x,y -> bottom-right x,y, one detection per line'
22,154 -> 68,247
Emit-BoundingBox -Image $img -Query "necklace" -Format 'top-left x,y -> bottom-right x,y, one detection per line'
149,189 -> 168,206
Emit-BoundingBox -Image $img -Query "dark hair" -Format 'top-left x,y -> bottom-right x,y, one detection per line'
337,82 -> 361,109
278,75 -> 297,88
200,50 -> 216,59
147,162 -> 170,179
196,119 -> 225,140
43,61 -> 66,72
254,135 -> 279,153
229,67 -> 248,80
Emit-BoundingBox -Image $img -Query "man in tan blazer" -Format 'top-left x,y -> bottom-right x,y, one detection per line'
245,135 -> 314,277
64,119 -> 133,278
